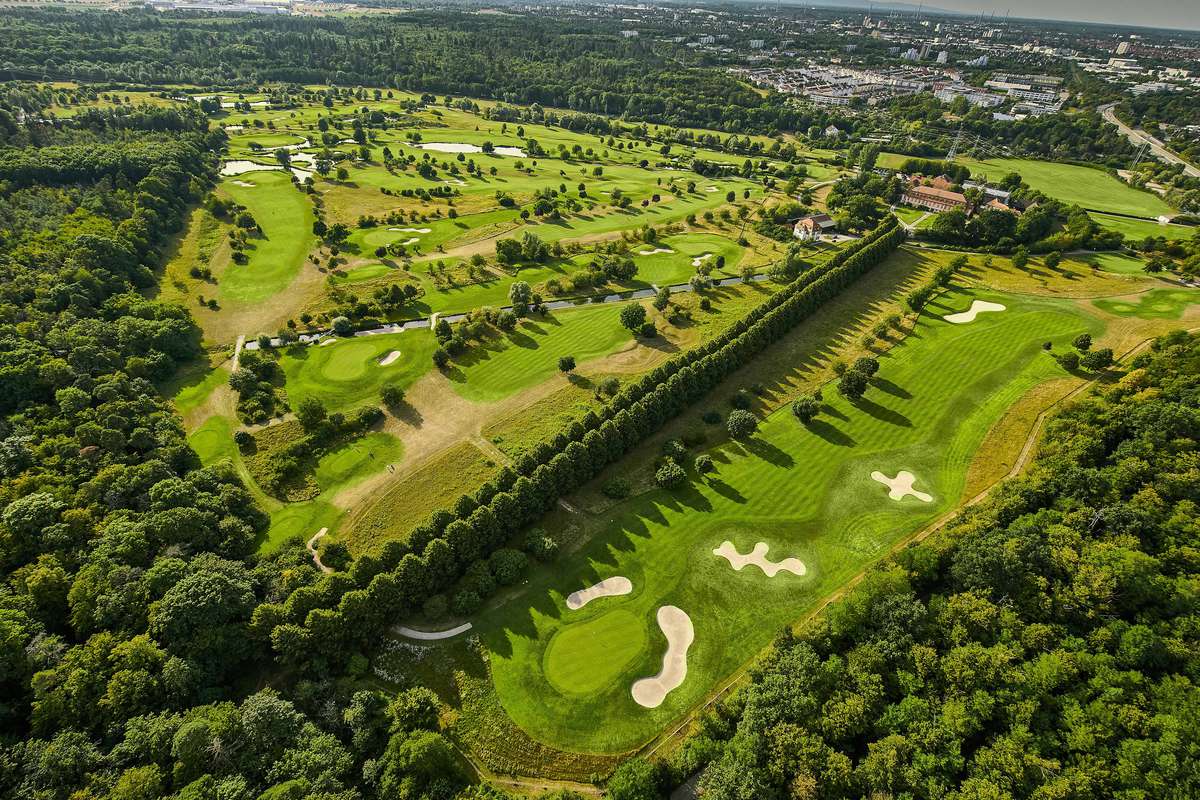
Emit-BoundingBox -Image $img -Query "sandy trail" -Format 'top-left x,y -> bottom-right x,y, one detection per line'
396,622 -> 473,640
306,528 -> 333,574
379,350 -> 402,366
631,606 -> 694,708
871,470 -> 933,502
713,541 -> 806,577
565,577 -> 633,610
944,299 -> 1006,324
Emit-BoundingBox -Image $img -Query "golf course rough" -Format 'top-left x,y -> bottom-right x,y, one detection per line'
630,606 -> 695,709
484,285 -> 1105,753
712,541 -> 807,577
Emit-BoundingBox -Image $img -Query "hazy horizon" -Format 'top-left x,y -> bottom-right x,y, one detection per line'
857,0 -> 1199,32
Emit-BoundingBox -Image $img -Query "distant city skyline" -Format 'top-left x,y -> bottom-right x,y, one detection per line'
893,0 -> 1198,31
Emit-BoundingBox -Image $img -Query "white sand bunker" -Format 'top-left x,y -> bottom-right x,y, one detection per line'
389,227 -> 432,233
871,470 -> 933,503
379,350 -> 402,366
705,186 -> 719,192
319,338 -> 337,347
565,577 -> 633,610
631,606 -> 694,708
944,300 -> 1006,324
638,247 -> 673,256
713,541 -> 806,577
230,180 -> 255,188
691,253 -> 713,267
397,623 -> 473,641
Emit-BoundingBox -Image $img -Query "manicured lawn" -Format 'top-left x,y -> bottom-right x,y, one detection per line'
446,303 -> 635,403
627,233 -> 743,286
1091,212 -> 1196,242
279,331 -> 437,413
955,157 -> 1176,219
480,283 -> 1104,753
1093,288 -> 1199,319
219,171 -> 316,304
1073,251 -> 1148,275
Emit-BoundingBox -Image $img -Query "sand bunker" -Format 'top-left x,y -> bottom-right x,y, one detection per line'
631,606 -> 694,708
397,623 -> 473,641
319,338 -> 337,347
389,227 -> 432,233
871,470 -> 933,502
220,160 -> 281,176
691,253 -> 713,267
713,541 -> 806,577
413,142 -> 526,157
705,186 -> 719,192
944,300 -> 1006,324
379,350 -> 402,366
565,577 -> 633,610
398,238 -> 420,247
638,247 -> 673,255
230,180 -> 255,188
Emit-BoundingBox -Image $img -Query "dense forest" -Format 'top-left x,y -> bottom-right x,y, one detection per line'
651,331 -> 1200,799
0,9 -> 807,134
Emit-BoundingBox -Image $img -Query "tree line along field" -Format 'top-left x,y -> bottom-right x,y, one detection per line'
146,87 -> 1199,777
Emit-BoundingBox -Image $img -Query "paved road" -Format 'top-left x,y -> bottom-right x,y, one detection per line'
1100,102 -> 1200,180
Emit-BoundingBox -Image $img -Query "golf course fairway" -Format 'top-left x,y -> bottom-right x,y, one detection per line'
477,284 -> 1105,752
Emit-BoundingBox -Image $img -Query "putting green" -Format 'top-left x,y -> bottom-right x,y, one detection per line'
629,233 -> 744,286
543,610 -> 648,697
481,284 -> 1105,752
279,331 -> 436,413
1093,288 -> 1198,319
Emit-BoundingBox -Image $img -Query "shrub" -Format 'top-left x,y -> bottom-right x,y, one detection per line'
524,529 -> 559,561
489,548 -> 528,585
1080,348 -> 1113,372
233,430 -> 254,451
655,461 -> 687,488
838,369 -> 869,400
422,594 -> 448,620
1073,333 -> 1093,351
332,315 -> 353,336
662,439 -> 688,461
852,356 -> 880,377
602,477 -> 631,499
558,355 -> 576,373
1055,351 -> 1080,371
381,384 -> 404,407
619,303 -> 647,331
792,396 -> 820,423
726,409 -> 758,439
694,454 -> 714,473
639,321 -> 657,338
451,590 -> 482,616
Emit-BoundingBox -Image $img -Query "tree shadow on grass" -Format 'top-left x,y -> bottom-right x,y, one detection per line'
743,436 -> 794,468
871,377 -> 912,399
807,419 -> 856,447
389,400 -> 424,428
706,477 -> 747,505
855,396 -> 912,427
